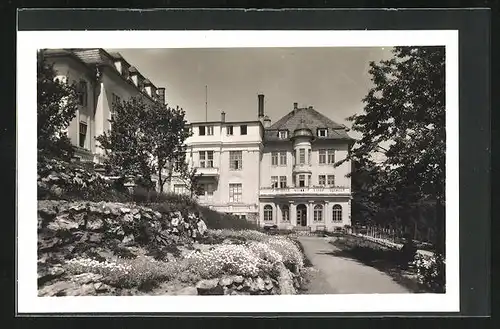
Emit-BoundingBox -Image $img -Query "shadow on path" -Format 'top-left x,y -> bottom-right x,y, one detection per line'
322,248 -> 427,293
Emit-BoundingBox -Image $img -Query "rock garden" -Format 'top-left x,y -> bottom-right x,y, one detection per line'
37,157 -> 307,297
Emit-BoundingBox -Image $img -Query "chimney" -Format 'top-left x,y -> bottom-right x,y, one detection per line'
258,94 -> 265,119
308,105 -> 313,110
157,87 -> 166,105
221,111 -> 226,122
293,102 -> 298,110
263,115 -> 271,128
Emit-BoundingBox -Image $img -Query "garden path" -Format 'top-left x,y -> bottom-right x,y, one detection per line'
297,236 -> 410,294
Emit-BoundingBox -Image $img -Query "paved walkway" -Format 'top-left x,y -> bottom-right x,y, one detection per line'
297,236 -> 410,294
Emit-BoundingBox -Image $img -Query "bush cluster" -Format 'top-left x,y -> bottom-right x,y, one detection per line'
412,253 -> 445,293
187,230 -> 304,280
64,255 -> 182,289
37,155 -> 129,202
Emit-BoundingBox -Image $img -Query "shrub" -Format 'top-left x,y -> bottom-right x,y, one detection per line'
207,229 -> 269,242
199,208 -> 259,230
37,156 -> 129,202
64,255 -> 181,289
186,244 -> 264,279
412,253 -> 445,293
265,237 -> 304,272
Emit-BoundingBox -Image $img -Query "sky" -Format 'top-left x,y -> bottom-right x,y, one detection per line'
106,47 -> 394,141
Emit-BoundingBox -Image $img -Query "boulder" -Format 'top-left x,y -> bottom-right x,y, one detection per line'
87,218 -> 104,231
255,277 -> 266,291
38,265 -> 65,285
47,214 -> 79,232
122,234 -> 135,245
93,282 -> 112,293
232,275 -> 244,284
72,273 -> 104,285
219,276 -> 233,287
174,286 -> 198,295
196,279 -> 223,295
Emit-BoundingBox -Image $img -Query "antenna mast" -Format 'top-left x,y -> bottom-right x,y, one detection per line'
205,85 -> 208,122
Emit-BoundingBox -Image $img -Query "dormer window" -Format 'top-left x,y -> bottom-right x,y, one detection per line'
317,128 -> 328,137
278,130 -> 288,139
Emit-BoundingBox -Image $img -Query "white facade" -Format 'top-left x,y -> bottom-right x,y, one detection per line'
168,98 -> 354,232
44,49 -> 164,162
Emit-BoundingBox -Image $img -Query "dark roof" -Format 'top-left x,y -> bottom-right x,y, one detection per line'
45,49 -> 162,104
108,51 -> 123,59
265,106 -> 354,142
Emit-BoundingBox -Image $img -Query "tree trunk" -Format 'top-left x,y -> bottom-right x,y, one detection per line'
158,168 -> 163,194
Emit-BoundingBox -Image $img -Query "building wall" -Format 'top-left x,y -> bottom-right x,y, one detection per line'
309,143 -> 351,188
50,58 -> 95,155
260,143 -> 294,189
49,55 -> 157,159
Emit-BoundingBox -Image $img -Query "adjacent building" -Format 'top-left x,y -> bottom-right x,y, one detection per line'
42,48 -> 166,162
169,95 -> 355,232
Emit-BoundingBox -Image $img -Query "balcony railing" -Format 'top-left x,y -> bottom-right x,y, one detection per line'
259,186 -> 350,197
195,166 -> 219,177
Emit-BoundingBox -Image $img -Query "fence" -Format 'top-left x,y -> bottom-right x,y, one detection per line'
352,225 -> 435,251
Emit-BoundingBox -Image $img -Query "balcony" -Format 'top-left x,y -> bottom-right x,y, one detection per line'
195,166 -> 219,178
292,163 -> 312,173
259,186 -> 351,198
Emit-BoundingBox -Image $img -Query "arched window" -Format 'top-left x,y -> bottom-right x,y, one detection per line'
264,205 -> 273,221
313,204 -> 323,222
281,205 -> 289,222
332,204 -> 342,222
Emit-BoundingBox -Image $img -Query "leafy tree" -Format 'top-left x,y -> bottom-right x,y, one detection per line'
338,46 -> 445,254
145,104 -> 192,193
96,97 -> 154,187
96,96 -> 192,193
37,49 -> 80,160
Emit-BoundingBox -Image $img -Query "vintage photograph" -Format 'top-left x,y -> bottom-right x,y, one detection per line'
35,45 -> 446,298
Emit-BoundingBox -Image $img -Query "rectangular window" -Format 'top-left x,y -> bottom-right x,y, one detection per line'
174,184 -> 187,195
207,151 -> 214,167
271,152 -> 278,166
319,149 -> 327,164
327,175 -> 335,186
77,80 -> 87,106
308,149 -> 311,164
328,149 -> 335,164
240,125 -> 248,135
199,126 -> 206,136
229,183 -> 242,203
271,176 -> 278,188
79,121 -> 87,148
317,128 -> 328,137
279,176 -> 287,188
279,130 -> 288,139
199,151 -> 206,168
230,151 -> 243,170
207,126 -> 214,135
279,151 -> 287,165
206,183 -> 214,196
319,175 -> 326,186
299,175 -> 305,187
299,149 -> 305,164
227,125 -> 233,135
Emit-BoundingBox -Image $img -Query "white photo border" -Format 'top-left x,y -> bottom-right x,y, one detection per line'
17,30 -> 459,313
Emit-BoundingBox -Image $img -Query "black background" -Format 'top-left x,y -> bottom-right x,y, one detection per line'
4,2 -> 493,323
